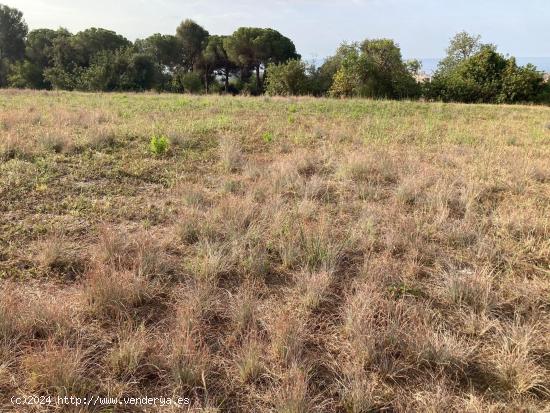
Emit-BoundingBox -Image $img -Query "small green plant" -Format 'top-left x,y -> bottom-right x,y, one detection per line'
149,135 -> 169,155
262,131 -> 274,143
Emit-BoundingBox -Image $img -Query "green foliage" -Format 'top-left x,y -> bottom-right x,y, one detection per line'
329,46 -> 363,98
2,8 -> 548,105
41,28 -> 133,91
329,40 -> 419,99
499,61 -> 546,103
312,44 -> 356,96
0,4 -> 28,86
437,31 -> 489,74
427,46 -> 546,104
535,83 -> 550,104
7,60 -> 42,88
405,59 -> 422,76
265,59 -> 308,96
73,28 -> 131,66
176,19 -> 209,71
7,28 -> 71,89
224,27 -> 299,91
0,57 -> 9,86
202,35 -> 236,93
135,33 -> 181,69
181,71 -> 203,94
149,135 -> 169,155
86,50 -> 156,91
262,131 -> 274,143
0,4 -> 28,62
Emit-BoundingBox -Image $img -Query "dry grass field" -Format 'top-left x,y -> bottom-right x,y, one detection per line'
1,90 -> 549,412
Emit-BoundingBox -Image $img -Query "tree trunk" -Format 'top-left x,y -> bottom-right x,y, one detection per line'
224,69 -> 229,93
205,71 -> 209,94
256,65 -> 261,90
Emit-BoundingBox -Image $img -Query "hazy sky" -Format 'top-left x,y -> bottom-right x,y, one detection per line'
7,0 -> 550,60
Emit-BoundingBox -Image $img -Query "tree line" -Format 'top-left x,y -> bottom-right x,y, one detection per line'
1,4 -> 549,103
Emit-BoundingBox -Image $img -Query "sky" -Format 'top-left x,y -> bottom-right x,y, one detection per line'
7,0 -> 550,62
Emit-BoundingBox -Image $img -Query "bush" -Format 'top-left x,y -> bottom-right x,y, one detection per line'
535,83 -> 550,104
427,48 -> 547,104
499,61 -> 546,103
265,59 -> 309,96
328,40 -> 419,99
181,72 -> 203,94
241,77 -> 262,96
79,49 -> 159,92
149,135 -> 169,155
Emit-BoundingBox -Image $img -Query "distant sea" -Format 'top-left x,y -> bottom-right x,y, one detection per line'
419,57 -> 550,74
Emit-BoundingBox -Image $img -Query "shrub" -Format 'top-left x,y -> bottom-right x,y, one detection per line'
329,40 -> 420,99
262,131 -> 274,143
265,59 -> 309,96
427,47 -> 546,104
149,134 -> 169,155
181,72 -> 203,94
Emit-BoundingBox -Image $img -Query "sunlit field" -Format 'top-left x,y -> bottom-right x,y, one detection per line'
1,90 -> 549,412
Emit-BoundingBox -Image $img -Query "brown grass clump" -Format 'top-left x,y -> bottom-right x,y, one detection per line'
219,136 -> 244,172
24,342 -> 93,397
83,269 -> 161,320
108,324 -> 153,380
235,337 -> 265,384
273,365 -> 318,413
1,92 -> 549,411
86,125 -> 117,150
0,133 -> 33,160
35,235 -> 87,279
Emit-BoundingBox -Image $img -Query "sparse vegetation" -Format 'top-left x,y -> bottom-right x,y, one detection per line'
0,90 -> 549,412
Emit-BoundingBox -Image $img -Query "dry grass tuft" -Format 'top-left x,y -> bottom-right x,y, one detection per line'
219,136 -> 244,172
273,365 -> 316,413
24,342 -> 92,397
35,235 -> 87,278
108,324 -> 153,380
236,337 -> 265,384
83,269 -> 160,320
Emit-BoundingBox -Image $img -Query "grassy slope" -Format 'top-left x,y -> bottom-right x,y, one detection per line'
1,90 -> 549,411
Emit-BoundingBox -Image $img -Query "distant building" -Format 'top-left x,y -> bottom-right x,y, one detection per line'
414,72 -> 432,83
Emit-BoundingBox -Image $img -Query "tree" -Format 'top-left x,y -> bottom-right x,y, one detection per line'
329,40 -> 419,99
314,44 -> 357,96
44,28 -> 131,90
224,27 -> 298,91
224,27 -> 264,87
80,48 -> 158,91
427,47 -> 546,104
329,46 -> 363,98
176,19 -> 209,71
0,4 -> 28,86
135,33 -> 181,90
0,4 -> 27,61
135,33 -> 181,69
265,59 -> 308,96
72,28 -> 131,67
202,35 -> 236,92
438,31 -> 494,74
499,60 -> 546,103
360,39 -> 419,98
8,28 -> 67,89
405,59 -> 422,77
